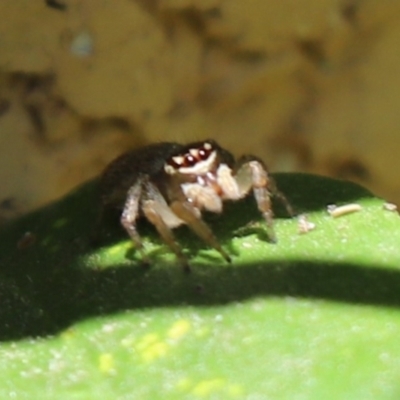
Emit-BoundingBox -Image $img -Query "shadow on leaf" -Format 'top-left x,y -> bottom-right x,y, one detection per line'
0,173 -> 381,341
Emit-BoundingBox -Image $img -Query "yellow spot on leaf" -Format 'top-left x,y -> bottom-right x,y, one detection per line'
192,378 -> 225,397
136,333 -> 169,363
168,319 -> 191,340
99,353 -> 114,374
107,241 -> 131,255
176,377 -> 192,391
142,341 -> 169,363
137,333 -> 159,350
60,328 -> 75,340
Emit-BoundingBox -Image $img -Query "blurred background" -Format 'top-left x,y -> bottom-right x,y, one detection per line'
1,0 -> 399,222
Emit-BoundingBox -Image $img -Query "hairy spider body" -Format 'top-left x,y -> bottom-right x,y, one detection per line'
100,139 -> 293,270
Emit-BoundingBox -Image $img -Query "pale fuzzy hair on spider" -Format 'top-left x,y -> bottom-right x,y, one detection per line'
99,139 -> 293,271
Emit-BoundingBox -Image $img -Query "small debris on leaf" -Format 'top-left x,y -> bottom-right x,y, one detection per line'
327,203 -> 362,218
383,202 -> 398,212
297,214 -> 315,234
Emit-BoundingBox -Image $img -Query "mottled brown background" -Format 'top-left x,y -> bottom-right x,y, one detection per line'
1,0 -> 399,221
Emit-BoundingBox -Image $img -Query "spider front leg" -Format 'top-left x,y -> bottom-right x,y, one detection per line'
122,179 -> 190,270
233,155 -> 293,243
267,174 -> 295,217
120,178 -> 149,264
140,180 -> 192,271
169,200 -> 232,264
141,200 -> 190,271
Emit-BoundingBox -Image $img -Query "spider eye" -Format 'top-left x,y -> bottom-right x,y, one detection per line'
198,143 -> 212,160
198,148 -> 207,159
166,141 -> 217,175
184,154 -> 196,166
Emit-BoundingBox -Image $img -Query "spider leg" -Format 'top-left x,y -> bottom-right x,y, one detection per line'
169,200 -> 231,263
139,181 -> 191,271
143,179 -> 230,267
120,178 -> 149,263
267,176 -> 295,217
141,200 -> 190,271
234,155 -> 293,242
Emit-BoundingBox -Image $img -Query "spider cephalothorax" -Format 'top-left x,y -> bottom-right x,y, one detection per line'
100,139 -> 293,271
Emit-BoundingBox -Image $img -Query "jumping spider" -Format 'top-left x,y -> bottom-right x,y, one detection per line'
99,139 -> 293,271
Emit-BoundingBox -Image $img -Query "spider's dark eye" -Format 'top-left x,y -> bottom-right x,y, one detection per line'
184,154 -> 196,166
198,143 -> 213,160
198,148 -> 207,159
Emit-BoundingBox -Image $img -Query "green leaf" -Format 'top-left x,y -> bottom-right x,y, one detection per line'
1,173 -> 400,399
